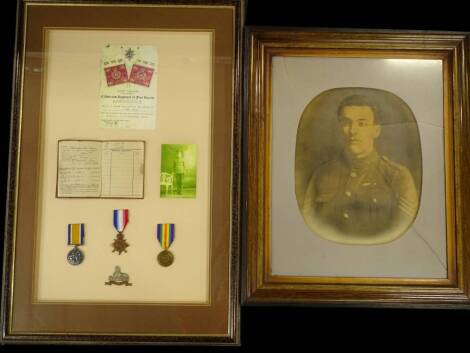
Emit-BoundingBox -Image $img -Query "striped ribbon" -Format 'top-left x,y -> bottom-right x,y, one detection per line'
156,223 -> 175,250
67,223 -> 85,245
113,209 -> 129,233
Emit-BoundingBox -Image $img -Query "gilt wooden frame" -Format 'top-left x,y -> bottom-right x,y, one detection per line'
243,27 -> 470,307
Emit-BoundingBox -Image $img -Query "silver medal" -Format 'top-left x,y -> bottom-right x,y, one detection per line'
67,245 -> 84,265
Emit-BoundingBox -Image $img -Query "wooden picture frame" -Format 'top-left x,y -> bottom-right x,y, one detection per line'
243,27 -> 470,307
1,0 -> 243,344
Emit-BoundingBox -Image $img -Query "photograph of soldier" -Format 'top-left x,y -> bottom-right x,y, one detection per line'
173,150 -> 185,195
296,88 -> 422,244
160,144 -> 197,198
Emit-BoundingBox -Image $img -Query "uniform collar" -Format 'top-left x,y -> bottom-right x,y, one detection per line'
343,149 -> 379,170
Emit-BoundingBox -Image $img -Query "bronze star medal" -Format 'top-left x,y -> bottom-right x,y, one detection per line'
156,223 -> 175,267
112,209 -> 129,255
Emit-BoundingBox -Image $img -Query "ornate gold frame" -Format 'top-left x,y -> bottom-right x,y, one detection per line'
244,27 -> 470,306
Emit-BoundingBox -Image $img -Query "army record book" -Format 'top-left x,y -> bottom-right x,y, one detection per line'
57,140 -> 145,198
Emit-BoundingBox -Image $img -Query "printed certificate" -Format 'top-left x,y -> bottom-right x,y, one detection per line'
99,45 -> 157,129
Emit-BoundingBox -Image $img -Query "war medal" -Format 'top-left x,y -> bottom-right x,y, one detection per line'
67,223 -> 85,265
112,209 -> 130,255
156,223 -> 175,267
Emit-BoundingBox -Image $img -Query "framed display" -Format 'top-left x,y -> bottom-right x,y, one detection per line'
244,27 -> 470,306
1,0 -> 243,344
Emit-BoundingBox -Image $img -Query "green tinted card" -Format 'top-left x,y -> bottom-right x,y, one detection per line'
160,144 -> 197,198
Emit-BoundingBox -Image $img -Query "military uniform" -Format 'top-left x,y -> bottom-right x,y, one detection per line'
173,158 -> 185,194
302,151 -> 419,236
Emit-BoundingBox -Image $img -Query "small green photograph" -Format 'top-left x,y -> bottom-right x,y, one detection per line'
160,144 -> 197,198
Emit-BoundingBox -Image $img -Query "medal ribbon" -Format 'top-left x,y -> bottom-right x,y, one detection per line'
113,209 -> 129,233
67,223 -> 85,245
156,223 -> 175,250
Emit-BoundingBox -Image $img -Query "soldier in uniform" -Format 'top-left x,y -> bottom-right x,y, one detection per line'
173,150 -> 185,195
302,95 -> 419,238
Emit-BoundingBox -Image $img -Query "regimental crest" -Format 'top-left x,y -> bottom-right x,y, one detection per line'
105,266 -> 132,286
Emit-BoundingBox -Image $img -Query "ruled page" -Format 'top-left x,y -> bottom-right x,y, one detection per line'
100,141 -> 144,198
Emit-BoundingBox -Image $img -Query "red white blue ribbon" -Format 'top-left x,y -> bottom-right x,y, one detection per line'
113,209 -> 129,233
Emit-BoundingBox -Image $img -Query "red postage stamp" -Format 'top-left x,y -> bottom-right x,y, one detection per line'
104,64 -> 129,86
129,64 -> 154,87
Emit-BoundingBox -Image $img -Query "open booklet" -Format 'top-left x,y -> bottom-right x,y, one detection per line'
56,140 -> 145,198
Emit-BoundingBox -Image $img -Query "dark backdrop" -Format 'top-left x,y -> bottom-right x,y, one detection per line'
1,0 -> 470,351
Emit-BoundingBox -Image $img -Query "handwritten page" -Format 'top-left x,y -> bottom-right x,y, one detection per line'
57,140 -> 144,198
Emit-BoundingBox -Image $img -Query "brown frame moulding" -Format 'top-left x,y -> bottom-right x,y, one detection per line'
243,27 -> 470,307
1,0 -> 244,345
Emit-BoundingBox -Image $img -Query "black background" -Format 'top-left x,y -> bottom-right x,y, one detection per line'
1,0 -> 470,351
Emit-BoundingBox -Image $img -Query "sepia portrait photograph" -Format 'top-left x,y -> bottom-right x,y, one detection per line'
296,88 -> 422,245
270,56 -> 447,279
160,144 -> 198,198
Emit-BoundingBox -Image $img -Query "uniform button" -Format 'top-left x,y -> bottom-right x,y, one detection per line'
373,198 -> 377,203
345,191 -> 351,197
343,212 -> 349,219
350,171 -> 357,178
